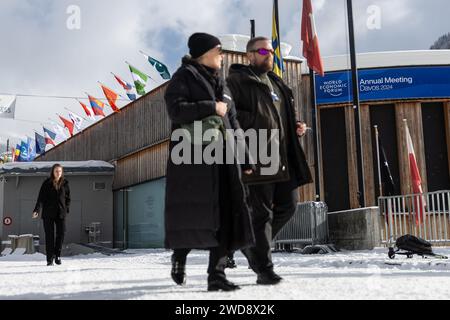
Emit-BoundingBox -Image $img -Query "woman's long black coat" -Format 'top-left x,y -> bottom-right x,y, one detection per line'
34,178 -> 71,220
164,57 -> 255,251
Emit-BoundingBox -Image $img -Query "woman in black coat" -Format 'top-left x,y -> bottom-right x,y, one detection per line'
164,33 -> 255,292
32,164 -> 70,266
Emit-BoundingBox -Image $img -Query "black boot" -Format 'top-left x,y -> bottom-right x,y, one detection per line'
208,277 -> 241,292
47,256 -> 54,266
171,255 -> 186,286
225,255 -> 237,269
55,256 -> 62,265
256,269 -> 283,285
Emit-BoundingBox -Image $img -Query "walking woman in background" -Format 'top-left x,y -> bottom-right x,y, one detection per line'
32,164 -> 71,266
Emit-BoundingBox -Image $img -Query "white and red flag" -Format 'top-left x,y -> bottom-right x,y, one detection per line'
301,0 -> 325,76
405,122 -> 426,226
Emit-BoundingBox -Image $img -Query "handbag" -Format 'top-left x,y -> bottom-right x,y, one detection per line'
181,115 -> 226,145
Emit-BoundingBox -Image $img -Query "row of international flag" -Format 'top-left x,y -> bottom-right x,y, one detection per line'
10,0 -> 323,163
11,51 -> 172,162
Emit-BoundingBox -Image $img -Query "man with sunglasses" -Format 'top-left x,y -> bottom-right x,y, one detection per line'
227,36 -> 312,285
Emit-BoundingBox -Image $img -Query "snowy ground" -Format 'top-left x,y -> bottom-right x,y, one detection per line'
1,248 -> 450,300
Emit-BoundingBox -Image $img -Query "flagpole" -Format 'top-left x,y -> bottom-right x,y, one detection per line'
403,118 -> 415,234
374,125 -> 383,198
250,20 -> 256,38
310,69 -> 322,201
346,0 -> 366,207
403,119 -> 411,195
274,0 -> 280,44
139,50 -> 152,59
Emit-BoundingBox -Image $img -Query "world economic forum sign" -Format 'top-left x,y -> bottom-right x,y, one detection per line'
315,66 -> 450,105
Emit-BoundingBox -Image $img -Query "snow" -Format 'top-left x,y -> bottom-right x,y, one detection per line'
1,248 -> 450,300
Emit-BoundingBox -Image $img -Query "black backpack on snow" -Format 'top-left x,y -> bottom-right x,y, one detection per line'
388,234 -> 448,259
395,234 -> 433,255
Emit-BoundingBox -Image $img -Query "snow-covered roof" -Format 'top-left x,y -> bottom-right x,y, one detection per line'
0,161 -> 115,176
308,50 -> 450,74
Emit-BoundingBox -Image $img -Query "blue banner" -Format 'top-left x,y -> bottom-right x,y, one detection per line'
315,66 -> 450,105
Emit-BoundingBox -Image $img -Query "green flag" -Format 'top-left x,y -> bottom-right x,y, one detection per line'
128,64 -> 148,95
140,51 -> 171,80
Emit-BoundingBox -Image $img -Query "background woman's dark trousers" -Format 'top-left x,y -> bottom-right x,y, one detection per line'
43,218 -> 66,263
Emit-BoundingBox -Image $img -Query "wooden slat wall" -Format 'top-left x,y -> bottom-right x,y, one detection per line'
113,142 -> 169,190
360,104 -> 376,206
298,74 -> 316,202
316,105 -> 326,201
344,106 -> 360,209
317,103 -> 377,208
395,102 -> 428,195
285,64 -> 316,202
38,86 -> 171,163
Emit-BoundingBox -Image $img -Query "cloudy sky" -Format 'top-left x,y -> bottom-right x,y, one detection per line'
0,0 -> 449,149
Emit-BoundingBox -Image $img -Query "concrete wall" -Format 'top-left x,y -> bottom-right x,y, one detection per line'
1,174 -> 113,247
328,207 -> 381,250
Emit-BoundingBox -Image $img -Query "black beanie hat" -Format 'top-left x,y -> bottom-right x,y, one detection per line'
188,33 -> 221,59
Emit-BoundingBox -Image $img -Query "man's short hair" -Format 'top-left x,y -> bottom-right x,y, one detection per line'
246,36 -> 270,53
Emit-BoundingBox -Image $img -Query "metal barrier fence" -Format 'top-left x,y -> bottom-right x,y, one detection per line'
379,190 -> 450,246
273,201 -> 329,248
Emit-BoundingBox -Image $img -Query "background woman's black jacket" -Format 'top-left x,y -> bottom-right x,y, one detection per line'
34,178 -> 71,219
164,56 -> 255,251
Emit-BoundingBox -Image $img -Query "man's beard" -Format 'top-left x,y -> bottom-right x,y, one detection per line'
252,59 -> 273,74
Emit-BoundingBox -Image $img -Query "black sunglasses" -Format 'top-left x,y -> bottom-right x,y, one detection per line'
251,48 -> 275,56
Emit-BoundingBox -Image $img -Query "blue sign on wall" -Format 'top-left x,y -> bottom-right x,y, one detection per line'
315,66 -> 450,105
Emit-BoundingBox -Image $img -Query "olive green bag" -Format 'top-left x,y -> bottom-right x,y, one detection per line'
181,115 -> 226,145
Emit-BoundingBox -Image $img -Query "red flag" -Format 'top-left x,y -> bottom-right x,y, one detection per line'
78,100 -> 95,120
405,123 -> 425,226
301,0 -> 325,76
100,84 -> 120,113
59,115 -> 75,137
